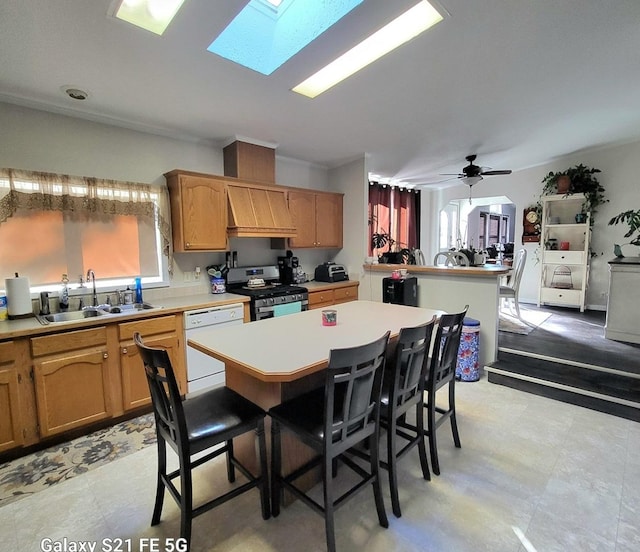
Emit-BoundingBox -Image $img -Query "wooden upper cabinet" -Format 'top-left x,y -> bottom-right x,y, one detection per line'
165,171 -> 228,252
288,190 -> 343,248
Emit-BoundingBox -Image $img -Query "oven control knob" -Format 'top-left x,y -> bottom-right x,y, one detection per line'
268,298 -> 274,306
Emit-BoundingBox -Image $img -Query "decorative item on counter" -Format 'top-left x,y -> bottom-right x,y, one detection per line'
207,264 -> 228,294
59,274 -> 69,311
5,273 -> 33,319
134,277 -> 143,304
322,309 -> 337,326
608,209 -> 640,258
391,270 -> 401,280
0,295 -> 7,321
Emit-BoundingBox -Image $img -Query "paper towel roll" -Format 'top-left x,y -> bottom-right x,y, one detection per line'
5,275 -> 33,318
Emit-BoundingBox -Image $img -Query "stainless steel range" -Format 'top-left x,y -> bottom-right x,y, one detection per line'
226,265 -> 308,321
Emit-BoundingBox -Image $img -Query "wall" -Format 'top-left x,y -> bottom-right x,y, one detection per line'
0,102 -> 332,290
432,140 -> 640,310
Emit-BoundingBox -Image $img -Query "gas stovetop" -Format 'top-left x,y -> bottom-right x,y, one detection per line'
229,284 -> 308,299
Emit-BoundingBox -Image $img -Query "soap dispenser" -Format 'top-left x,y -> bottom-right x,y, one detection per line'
59,274 -> 69,311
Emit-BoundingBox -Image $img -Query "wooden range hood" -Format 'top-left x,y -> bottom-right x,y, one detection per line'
223,140 -> 296,239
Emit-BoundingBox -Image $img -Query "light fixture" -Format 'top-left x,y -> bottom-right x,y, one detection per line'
113,0 -> 185,35
461,175 -> 483,204
293,0 -> 443,98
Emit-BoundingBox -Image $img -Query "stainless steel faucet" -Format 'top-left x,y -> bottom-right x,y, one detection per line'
86,269 -> 98,307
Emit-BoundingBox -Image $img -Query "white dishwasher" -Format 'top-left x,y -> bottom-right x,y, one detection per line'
184,303 -> 244,393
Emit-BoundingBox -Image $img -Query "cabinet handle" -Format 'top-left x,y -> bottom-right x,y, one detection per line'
103,352 -> 109,359
122,348 -> 127,355
186,242 -> 191,248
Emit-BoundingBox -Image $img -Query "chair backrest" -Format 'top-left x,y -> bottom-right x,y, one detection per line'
508,248 -> 527,291
134,332 -> 187,451
427,306 -> 469,390
450,252 -> 470,266
324,331 -> 390,454
433,251 -> 454,266
389,318 -> 437,413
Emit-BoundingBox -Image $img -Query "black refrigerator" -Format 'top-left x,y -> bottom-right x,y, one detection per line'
382,277 -> 418,307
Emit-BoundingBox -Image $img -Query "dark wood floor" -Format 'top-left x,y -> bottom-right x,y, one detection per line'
498,304 -> 640,375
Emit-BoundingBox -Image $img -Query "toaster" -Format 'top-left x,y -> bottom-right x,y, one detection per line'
314,262 -> 348,283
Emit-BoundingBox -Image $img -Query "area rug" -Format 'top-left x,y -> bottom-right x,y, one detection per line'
499,308 -> 552,335
0,413 -> 156,508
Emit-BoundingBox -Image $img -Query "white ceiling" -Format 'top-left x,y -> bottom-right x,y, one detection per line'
2,0 -> 640,188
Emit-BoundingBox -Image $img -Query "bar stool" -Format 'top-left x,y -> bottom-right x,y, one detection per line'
269,332 -> 390,552
134,333 -> 270,550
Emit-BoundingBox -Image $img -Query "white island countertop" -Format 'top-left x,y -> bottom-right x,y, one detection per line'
188,300 -> 443,382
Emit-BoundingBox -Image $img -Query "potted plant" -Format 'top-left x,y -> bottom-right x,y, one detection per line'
608,209 -> 640,257
540,164 -> 607,223
541,171 -> 571,194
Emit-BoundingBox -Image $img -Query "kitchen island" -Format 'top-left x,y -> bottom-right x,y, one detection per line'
188,300 -> 443,496
361,263 -> 511,367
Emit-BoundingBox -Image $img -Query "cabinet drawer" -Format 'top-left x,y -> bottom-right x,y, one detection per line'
0,341 -> 16,364
118,315 -> 177,341
31,327 -> 108,357
334,285 -> 358,303
540,287 -> 582,305
543,251 -> 584,264
308,290 -> 335,308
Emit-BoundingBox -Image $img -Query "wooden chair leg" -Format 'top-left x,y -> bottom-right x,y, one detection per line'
179,454 -> 193,547
415,403 -> 431,481
449,381 -> 461,449
370,432 -> 389,529
151,436 -> 167,526
323,454 -> 337,552
270,420 -> 282,517
426,397 -> 440,476
387,415 -> 402,517
226,439 -> 235,483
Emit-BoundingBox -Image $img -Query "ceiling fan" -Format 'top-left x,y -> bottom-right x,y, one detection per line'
443,154 -> 513,202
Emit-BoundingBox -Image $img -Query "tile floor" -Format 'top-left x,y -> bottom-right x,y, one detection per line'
1,378 -> 638,552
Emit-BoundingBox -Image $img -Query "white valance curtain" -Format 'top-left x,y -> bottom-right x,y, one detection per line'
0,167 -> 173,272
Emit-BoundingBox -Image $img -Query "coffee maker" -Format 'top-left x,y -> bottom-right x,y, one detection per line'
277,250 -> 299,285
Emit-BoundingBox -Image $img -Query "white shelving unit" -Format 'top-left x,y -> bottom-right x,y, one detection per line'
537,194 -> 590,312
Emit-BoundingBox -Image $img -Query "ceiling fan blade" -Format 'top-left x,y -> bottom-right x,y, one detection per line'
480,170 -> 512,176
439,173 -> 465,176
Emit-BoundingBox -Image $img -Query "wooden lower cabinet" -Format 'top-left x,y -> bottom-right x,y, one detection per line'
31,327 -> 112,438
118,315 -> 183,411
0,341 -> 24,452
308,283 -> 359,310
0,313 -> 185,456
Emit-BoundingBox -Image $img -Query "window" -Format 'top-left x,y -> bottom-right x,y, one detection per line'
368,183 -> 420,257
479,212 -> 510,248
0,168 -> 171,291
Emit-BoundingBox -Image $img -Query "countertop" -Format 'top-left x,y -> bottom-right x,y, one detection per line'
188,300 -> 441,383
364,263 -> 510,276
608,256 -> 640,265
0,281 -> 359,340
0,293 -> 250,340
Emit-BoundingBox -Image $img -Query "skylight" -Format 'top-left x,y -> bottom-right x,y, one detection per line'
113,0 -> 186,35
207,0 -> 364,76
293,0 -> 443,98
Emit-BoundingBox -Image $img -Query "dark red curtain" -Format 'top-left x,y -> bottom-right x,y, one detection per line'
368,183 -> 420,256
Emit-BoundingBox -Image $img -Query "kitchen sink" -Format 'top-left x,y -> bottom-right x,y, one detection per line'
38,308 -> 107,324
36,303 -> 161,325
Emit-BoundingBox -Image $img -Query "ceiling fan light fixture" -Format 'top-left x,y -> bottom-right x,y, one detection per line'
462,175 -> 482,187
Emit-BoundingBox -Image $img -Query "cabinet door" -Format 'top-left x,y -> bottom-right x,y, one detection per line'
287,191 -> 317,247
315,193 -> 343,248
0,367 -> 23,452
334,284 -> 358,304
173,175 -> 228,251
308,290 -> 335,309
120,333 -> 181,411
34,349 -> 112,437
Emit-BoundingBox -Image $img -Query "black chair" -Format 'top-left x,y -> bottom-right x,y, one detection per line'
133,333 -> 270,550
348,319 -> 437,518
269,332 -> 391,552
380,318 -> 437,517
422,306 -> 468,475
